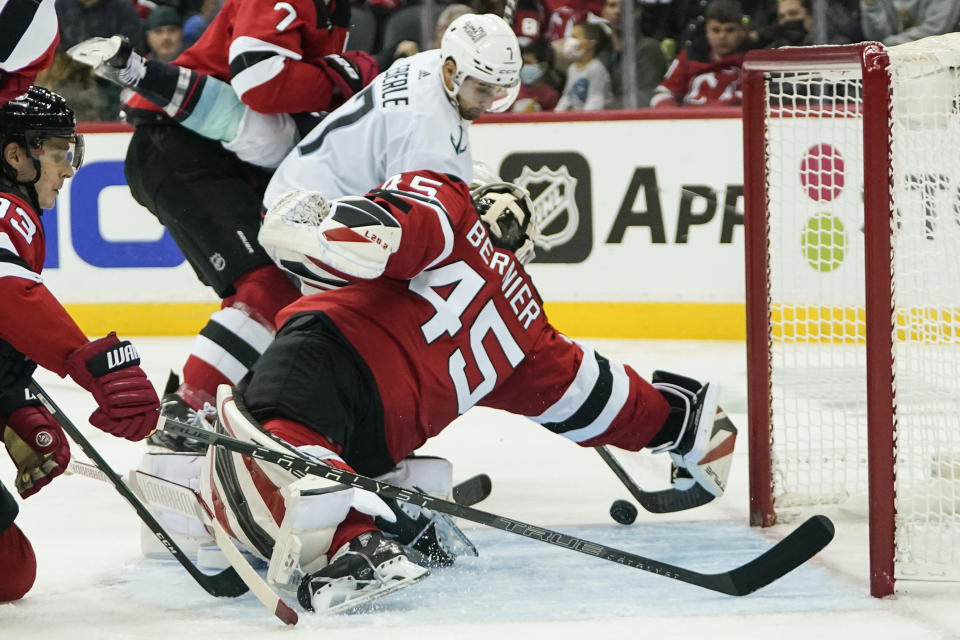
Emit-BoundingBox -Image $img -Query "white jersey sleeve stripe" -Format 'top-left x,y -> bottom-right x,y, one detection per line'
191,334 -> 250,384
0,260 -> 42,284
555,361 -> 630,444
419,200 -> 455,271
0,0 -> 57,71
0,231 -> 19,256
530,342 -> 600,424
212,307 -> 275,355
228,36 -> 302,99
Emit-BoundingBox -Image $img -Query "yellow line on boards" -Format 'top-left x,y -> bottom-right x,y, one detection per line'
63,302 -> 749,340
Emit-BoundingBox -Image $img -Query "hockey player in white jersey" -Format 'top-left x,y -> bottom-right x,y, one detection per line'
262,13 -> 521,209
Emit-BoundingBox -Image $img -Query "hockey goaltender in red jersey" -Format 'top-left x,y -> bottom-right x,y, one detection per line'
0,87 -> 160,601
199,169 -> 738,614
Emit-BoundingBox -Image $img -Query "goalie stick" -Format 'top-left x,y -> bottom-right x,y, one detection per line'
28,380 -> 249,598
66,460 -> 298,625
596,447 -> 715,514
161,416 -> 836,597
596,406 -> 738,513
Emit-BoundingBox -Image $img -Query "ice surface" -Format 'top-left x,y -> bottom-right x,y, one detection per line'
2,339 -> 959,639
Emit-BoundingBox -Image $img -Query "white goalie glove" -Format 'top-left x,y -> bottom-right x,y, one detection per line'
259,190 -> 402,288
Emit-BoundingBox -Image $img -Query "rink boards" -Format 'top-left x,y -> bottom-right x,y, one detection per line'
52,111 -> 752,338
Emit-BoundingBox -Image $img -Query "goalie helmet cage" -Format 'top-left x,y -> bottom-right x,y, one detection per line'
742,36 -> 960,598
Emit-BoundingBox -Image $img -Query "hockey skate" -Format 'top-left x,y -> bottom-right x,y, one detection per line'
650,370 -> 737,497
66,35 -> 144,87
297,531 -> 429,614
146,373 -> 215,453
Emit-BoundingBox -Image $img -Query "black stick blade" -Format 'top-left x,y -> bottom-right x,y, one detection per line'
715,515 -> 836,596
453,474 -> 493,506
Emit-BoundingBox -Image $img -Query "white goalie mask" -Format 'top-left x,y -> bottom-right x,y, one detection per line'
471,182 -> 538,264
441,13 -> 522,113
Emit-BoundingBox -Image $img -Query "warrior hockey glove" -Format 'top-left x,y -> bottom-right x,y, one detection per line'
1,388 -> 70,498
65,333 -> 160,441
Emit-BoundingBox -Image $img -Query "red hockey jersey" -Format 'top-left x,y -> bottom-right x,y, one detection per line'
0,190 -> 88,377
650,50 -> 745,108
277,171 -> 670,463
0,0 -> 59,106
126,0 -> 350,115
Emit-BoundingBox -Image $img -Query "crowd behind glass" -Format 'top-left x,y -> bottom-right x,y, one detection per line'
38,0 -> 960,119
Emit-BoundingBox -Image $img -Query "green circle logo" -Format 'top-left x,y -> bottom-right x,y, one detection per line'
801,212 -> 847,272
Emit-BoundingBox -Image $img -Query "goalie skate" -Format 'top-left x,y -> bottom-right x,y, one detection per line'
297,531 -> 428,614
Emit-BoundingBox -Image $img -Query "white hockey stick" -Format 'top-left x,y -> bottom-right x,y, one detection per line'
67,460 -> 298,625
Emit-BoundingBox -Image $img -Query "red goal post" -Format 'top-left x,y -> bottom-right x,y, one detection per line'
742,38 -> 960,598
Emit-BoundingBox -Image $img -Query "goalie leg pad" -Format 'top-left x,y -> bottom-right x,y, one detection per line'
138,451 -> 214,559
200,386 -> 395,578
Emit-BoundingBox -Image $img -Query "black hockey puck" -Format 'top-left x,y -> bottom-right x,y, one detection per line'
609,499 -> 638,525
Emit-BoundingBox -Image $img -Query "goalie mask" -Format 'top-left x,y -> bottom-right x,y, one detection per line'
471,182 -> 538,264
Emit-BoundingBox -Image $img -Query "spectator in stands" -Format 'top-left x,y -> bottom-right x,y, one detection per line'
860,0 -> 960,45
511,40 -> 561,111
756,0 -> 860,47
54,0 -> 147,120
650,0 -> 749,108
599,0 -> 667,107
555,21 -> 613,110
145,7 -> 186,62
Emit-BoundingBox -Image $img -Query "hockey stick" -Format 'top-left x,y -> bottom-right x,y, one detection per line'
68,460 -> 299,625
160,417 -> 835,597
28,380 -> 249,598
596,405 -> 739,514
596,446 -> 715,514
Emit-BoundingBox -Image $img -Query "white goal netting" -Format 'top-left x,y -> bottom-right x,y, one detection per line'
760,35 -> 960,581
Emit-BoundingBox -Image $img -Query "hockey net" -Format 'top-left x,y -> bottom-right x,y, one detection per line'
742,36 -> 960,597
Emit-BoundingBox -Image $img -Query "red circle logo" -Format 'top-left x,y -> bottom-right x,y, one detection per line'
800,143 -> 845,202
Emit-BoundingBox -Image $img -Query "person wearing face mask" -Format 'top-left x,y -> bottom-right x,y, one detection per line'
511,41 -> 560,112
555,21 -> 613,111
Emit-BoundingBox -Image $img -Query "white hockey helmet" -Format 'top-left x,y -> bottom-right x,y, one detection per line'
471,182 -> 538,264
441,13 -> 521,113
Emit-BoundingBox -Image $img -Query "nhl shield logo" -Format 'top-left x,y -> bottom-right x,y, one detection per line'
514,166 -> 580,250
500,151 -> 592,263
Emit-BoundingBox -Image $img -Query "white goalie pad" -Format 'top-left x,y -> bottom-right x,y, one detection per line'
201,385 -> 395,585
137,451 -> 214,559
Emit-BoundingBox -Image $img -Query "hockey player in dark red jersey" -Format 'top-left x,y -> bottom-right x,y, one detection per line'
196,170 -> 737,613
76,0 -> 380,447
0,0 -> 59,106
0,86 -> 161,601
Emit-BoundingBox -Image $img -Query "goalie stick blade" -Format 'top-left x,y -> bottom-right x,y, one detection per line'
453,473 -> 492,506
160,415 -> 834,597
597,446 -> 716,514
709,515 -> 836,596
31,381 -> 249,599
597,407 -> 739,514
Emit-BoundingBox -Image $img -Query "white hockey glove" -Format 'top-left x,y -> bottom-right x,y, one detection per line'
260,190 -> 401,282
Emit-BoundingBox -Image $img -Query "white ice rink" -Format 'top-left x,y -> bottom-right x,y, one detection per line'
2,338 -> 960,639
